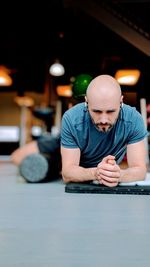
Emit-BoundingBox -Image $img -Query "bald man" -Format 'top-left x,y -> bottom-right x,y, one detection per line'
60,74 -> 148,187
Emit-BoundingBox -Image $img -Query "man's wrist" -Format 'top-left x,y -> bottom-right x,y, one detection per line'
89,167 -> 97,180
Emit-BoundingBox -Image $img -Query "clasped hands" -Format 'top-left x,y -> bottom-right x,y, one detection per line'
95,155 -> 121,187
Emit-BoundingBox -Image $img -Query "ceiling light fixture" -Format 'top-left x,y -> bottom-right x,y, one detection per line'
56,85 -> 72,97
0,66 -> 13,86
115,69 -> 141,85
49,60 -> 65,77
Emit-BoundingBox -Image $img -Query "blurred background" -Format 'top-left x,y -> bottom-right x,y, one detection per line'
0,0 -> 150,156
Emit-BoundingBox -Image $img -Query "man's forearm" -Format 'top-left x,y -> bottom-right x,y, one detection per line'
120,166 -> 147,183
62,166 -> 97,183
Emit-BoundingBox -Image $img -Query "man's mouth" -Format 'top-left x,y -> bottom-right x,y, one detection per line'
96,123 -> 112,132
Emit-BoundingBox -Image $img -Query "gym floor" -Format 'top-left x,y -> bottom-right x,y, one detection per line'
1,160 -> 150,267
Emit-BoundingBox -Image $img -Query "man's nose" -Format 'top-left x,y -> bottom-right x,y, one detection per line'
99,114 -> 108,124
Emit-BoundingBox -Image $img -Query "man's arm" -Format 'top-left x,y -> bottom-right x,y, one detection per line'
96,140 -> 147,187
119,140 -> 147,183
61,146 -> 97,183
61,139 -> 147,185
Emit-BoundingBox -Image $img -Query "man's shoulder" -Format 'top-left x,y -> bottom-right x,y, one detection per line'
66,103 -> 85,112
63,103 -> 85,119
62,102 -> 88,127
121,104 -> 140,121
122,103 -> 136,112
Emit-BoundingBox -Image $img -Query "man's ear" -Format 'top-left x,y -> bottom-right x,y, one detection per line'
121,95 -> 124,104
120,95 -> 124,107
85,96 -> 88,104
84,96 -> 88,109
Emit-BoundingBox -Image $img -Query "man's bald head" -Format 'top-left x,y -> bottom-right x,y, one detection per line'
86,74 -> 122,106
85,75 -> 123,133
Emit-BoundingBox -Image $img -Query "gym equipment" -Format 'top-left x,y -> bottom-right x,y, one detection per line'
19,134 -> 61,183
19,153 -> 49,183
19,152 -> 61,183
72,74 -> 93,99
65,182 -> 150,195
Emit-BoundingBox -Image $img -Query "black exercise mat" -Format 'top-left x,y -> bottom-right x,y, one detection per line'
65,182 -> 150,195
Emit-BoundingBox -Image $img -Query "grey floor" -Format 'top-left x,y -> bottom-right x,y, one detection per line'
1,161 -> 150,267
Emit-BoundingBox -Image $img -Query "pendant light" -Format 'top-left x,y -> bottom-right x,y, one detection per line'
49,60 -> 65,77
115,69 -> 141,85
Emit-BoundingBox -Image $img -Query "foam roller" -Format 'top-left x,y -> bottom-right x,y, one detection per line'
19,153 -> 49,183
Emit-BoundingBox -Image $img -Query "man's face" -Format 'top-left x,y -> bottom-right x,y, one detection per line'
87,99 -> 122,133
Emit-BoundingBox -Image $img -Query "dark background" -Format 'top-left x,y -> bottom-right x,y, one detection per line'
0,0 -> 150,99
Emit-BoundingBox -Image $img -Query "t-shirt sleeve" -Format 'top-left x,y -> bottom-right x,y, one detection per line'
60,113 -> 79,148
127,110 -> 148,144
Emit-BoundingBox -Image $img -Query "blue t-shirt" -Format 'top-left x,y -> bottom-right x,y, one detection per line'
61,103 -> 148,168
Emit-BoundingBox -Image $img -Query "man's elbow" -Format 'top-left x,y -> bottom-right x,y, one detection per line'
61,171 -> 70,183
140,165 -> 147,181
139,165 -> 148,181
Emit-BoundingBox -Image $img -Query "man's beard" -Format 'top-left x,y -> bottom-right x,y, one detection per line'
89,107 -> 120,133
94,123 -> 113,133
91,116 -> 118,133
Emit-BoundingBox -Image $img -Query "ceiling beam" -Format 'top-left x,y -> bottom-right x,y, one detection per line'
64,0 -> 150,56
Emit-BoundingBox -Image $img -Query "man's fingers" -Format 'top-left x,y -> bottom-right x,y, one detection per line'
101,155 -> 115,163
107,159 -> 116,165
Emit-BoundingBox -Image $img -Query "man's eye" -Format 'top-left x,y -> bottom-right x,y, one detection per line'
93,110 -> 115,113
93,110 -> 102,114
107,110 -> 115,113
